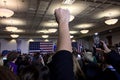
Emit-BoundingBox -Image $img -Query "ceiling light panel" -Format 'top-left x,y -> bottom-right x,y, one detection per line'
6,26 -> 17,32
70,35 -> 74,38
75,23 -> 94,29
48,29 -> 57,33
105,18 -> 118,25
69,31 -> 78,34
42,35 -> 49,38
80,30 -> 89,34
10,34 -> 19,38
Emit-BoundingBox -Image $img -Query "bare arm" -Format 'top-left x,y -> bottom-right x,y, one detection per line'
55,8 -> 72,52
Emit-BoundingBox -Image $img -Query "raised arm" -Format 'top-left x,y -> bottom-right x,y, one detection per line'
48,8 -> 75,80
55,8 -> 72,52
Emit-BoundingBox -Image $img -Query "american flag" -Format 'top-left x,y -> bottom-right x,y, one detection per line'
29,42 -> 54,52
40,42 -> 54,52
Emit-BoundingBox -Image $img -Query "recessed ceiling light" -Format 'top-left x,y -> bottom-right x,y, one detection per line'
45,39 -> 49,42
28,39 -> 34,42
70,35 -> 74,38
75,23 -> 94,29
10,34 -> 19,38
69,31 -> 78,34
105,18 -> 118,25
42,35 -> 49,38
0,8 -> 14,18
48,29 -> 57,33
6,26 -> 17,32
94,32 -> 98,35
72,39 -> 76,42
80,30 -> 89,34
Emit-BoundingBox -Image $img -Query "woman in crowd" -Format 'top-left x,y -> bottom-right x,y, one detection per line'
7,51 -> 19,75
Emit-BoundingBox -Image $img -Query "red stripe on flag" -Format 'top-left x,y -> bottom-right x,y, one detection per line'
40,42 -> 53,52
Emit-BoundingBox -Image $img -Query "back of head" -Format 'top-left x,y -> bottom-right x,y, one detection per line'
19,64 -> 49,80
0,66 -> 20,80
7,51 -> 19,62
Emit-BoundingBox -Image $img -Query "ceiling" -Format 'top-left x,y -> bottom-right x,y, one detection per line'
0,0 -> 120,40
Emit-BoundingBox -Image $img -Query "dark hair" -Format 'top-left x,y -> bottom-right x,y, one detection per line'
19,64 -> 49,80
7,51 -> 19,61
0,66 -> 20,80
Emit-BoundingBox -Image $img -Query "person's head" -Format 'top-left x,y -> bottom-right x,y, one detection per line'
7,51 -> 19,62
19,64 -> 49,80
0,66 -> 20,80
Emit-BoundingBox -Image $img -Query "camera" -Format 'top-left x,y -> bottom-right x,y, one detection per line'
93,34 -> 104,50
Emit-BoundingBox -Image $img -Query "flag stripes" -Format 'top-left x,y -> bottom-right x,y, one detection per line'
29,42 -> 54,52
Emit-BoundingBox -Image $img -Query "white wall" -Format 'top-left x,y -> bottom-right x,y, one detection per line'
0,39 -> 29,54
19,39 -> 29,54
0,39 -> 17,52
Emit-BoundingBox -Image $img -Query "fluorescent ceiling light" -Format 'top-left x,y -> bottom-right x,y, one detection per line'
10,34 -> 19,38
0,8 -> 14,18
45,39 -> 49,42
62,0 -> 75,4
42,35 -> 49,38
80,30 -> 89,34
28,39 -> 34,42
70,35 -> 74,38
72,39 -> 76,42
94,32 -> 98,35
6,26 -> 17,32
48,29 -> 57,33
69,31 -> 78,34
105,18 -> 118,25
75,23 -> 94,29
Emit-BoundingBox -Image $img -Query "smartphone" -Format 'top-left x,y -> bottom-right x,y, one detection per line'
93,35 -> 104,50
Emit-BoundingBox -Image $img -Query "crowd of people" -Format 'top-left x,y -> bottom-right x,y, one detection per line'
0,8 -> 120,80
